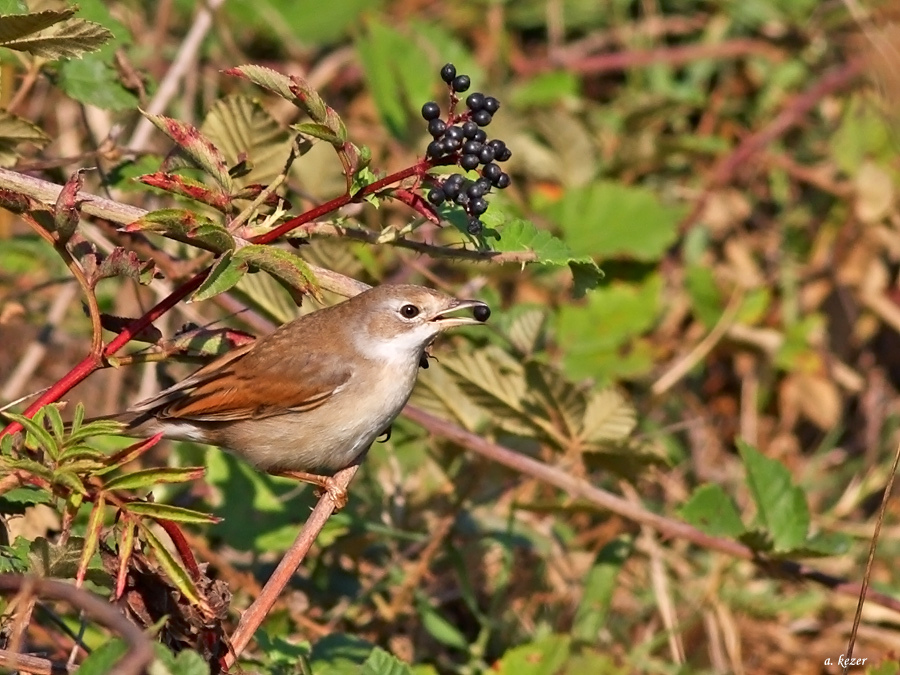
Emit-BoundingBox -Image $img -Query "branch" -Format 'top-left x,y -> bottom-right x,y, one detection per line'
223,464 -> 359,667
401,405 -> 900,615
0,575 -> 154,675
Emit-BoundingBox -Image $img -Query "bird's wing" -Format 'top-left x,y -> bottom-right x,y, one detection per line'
128,340 -> 353,422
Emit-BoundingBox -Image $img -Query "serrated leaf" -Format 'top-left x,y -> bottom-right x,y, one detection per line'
547,182 -> 683,262
51,468 -> 88,495
678,484 -> 745,538
524,362 -> 588,445
4,456 -> 52,481
58,55 -> 138,111
439,347 -> 539,437
490,217 -> 603,295
142,112 -> 233,190
233,245 -> 320,300
0,486 -> 53,506
43,403 -> 65,443
104,467 -> 205,492
292,121 -> 344,147
360,647 -> 413,675
0,8 -> 75,41
225,65 -> 330,124
191,251 -> 247,302
2,17 -> 112,58
84,247 -> 157,287
139,524 -> 203,607
126,208 -> 235,253
76,495 -> 105,586
4,410 -> 59,459
738,441 -> 810,553
28,536 -> 88,578
505,307 -> 546,356
124,501 -> 219,524
0,109 -> 50,144
201,95 -> 294,188
411,361 -> 485,431
493,634 -> 572,675
579,389 -> 636,445
138,172 -> 232,211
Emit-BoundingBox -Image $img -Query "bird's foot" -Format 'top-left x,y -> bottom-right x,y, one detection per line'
275,470 -> 348,510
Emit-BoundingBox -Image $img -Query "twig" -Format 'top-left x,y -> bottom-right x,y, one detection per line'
401,405 -> 900,615
0,648 -> 72,675
127,0 -> 228,151
0,575 -> 154,675
845,437 -> 900,672
1,283 -> 78,401
224,464 -> 359,667
651,288 -> 744,396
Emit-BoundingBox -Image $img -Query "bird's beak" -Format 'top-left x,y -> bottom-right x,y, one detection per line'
430,299 -> 491,328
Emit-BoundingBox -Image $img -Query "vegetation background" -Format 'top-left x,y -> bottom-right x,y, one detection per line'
0,0 -> 899,673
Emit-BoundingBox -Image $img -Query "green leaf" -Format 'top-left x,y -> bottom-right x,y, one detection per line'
126,208 -> 235,253
0,486 -> 53,506
685,264 -> 724,329
225,64 -> 328,122
123,501 -> 220,524
140,523 -> 203,606
233,244 -> 320,300
361,647 -> 413,675
292,121 -> 344,147
572,536 -> 633,643
0,109 -> 50,165
738,441 -> 809,553
191,251 -> 247,302
75,638 -> 129,675
201,95 -> 294,187
58,55 -> 138,110
0,8 -> 75,41
310,634 -> 375,673
142,112 -> 233,190
355,18 -> 433,137
678,484 -> 745,538
556,274 -> 662,382
546,182 -> 683,261
493,634 -> 572,675
0,14 -> 112,59
417,601 -> 469,651
76,495 -> 105,585
28,536 -> 89,578
4,409 -> 59,459
579,388 -> 637,446
489,217 -> 602,295
103,467 -> 205,492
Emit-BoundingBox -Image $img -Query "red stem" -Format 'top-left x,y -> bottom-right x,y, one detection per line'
0,160 -> 430,438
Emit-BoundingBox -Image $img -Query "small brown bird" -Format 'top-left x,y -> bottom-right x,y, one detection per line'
106,284 -> 489,505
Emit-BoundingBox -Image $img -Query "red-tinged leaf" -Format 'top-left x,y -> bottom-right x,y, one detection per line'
138,171 -> 233,212
231,184 -> 291,209
141,111 -> 234,190
126,208 -> 235,253
190,250 -> 247,302
98,313 -> 163,344
83,247 -> 157,288
289,78 -> 328,121
167,326 -> 255,356
0,188 -> 42,213
54,168 -> 85,242
115,519 -> 136,600
123,501 -> 220,524
323,106 -> 347,142
139,522 -> 206,608
103,467 -> 205,492
233,244 -> 321,301
97,433 -> 164,475
76,494 -> 105,587
292,122 -> 343,147
225,65 -> 328,121
393,188 -> 441,224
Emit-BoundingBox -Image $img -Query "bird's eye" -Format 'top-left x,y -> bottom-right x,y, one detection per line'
400,304 -> 420,319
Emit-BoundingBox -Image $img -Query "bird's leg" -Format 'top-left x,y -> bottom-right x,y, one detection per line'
274,470 -> 347,510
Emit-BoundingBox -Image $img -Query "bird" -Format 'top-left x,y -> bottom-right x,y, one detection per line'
102,283 -> 490,506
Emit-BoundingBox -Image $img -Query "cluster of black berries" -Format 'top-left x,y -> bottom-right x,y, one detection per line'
421,63 -> 512,235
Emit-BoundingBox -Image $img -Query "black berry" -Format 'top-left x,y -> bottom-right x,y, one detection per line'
462,121 -> 479,139
496,147 -> 512,162
467,218 -> 482,234
440,63 -> 456,83
462,140 -> 482,155
470,197 -> 488,215
483,162 -> 502,182
442,181 -> 460,199
446,173 -> 465,186
483,96 -> 500,114
460,154 -> 480,171
427,188 -> 445,205
475,177 -> 492,192
472,110 -> 492,127
454,191 -> 469,206
478,146 -> 495,164
473,129 -> 487,143
452,75 -> 471,93
444,126 -> 464,142
465,92 -> 485,111
421,102 -> 441,120
495,172 -> 511,189
428,118 -> 447,137
473,305 -> 490,322
467,182 -> 486,198
426,140 -> 444,158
